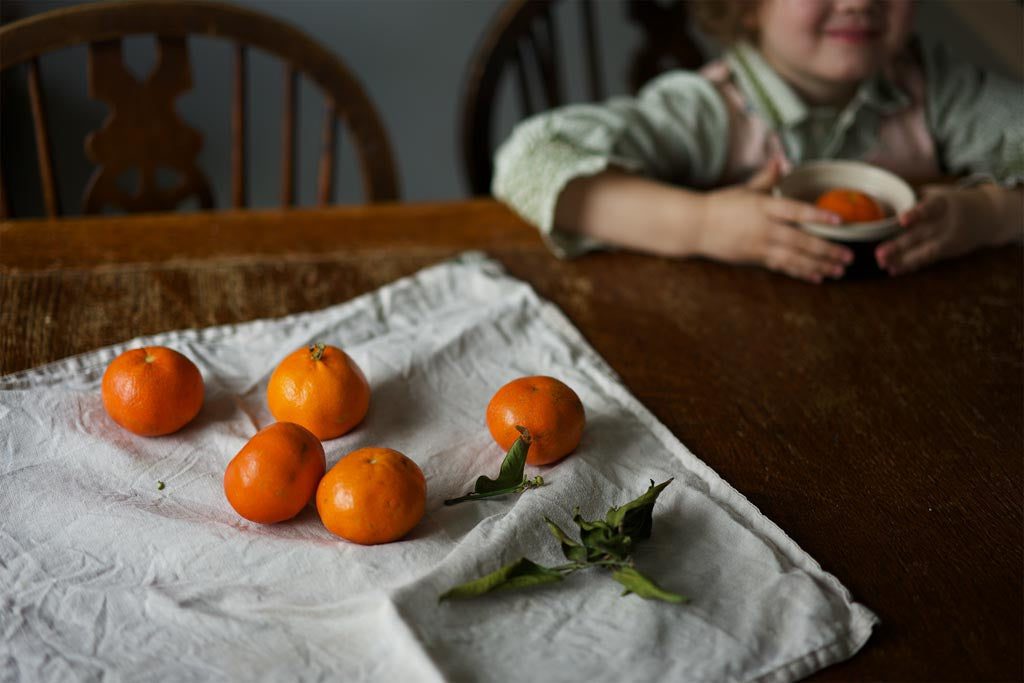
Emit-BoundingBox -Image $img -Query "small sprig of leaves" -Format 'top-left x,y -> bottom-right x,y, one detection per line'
440,479 -> 685,603
444,426 -> 545,505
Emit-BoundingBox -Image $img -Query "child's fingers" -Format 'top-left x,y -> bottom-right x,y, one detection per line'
762,244 -> 840,283
898,194 -> 947,227
744,157 -> 783,192
886,238 -> 943,275
770,224 -> 854,265
897,204 -> 926,227
766,197 -> 841,225
875,223 -> 938,269
761,226 -> 850,282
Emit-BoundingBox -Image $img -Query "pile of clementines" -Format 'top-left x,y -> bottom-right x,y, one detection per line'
100,343 -> 585,545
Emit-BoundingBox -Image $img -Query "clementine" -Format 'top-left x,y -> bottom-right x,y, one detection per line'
815,188 -> 885,223
316,447 -> 426,545
224,422 -> 326,524
267,343 -> 370,440
486,376 -> 585,466
101,346 -> 204,436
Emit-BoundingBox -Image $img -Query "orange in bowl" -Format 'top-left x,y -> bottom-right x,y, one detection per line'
815,188 -> 886,224
774,160 -> 914,241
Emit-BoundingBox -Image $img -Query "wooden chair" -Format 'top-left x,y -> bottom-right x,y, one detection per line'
460,0 -> 705,197
0,0 -> 399,218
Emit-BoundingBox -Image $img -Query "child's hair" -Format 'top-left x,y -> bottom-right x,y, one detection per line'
691,0 -> 759,46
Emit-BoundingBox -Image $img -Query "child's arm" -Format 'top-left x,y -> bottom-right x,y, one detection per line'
556,159 -> 852,283
493,72 -> 730,259
876,184 -> 1023,275
494,70 -> 847,281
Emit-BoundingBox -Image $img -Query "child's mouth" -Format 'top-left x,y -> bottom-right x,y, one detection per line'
824,28 -> 879,44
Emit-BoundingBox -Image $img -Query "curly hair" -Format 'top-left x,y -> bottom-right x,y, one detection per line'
690,0 -> 761,46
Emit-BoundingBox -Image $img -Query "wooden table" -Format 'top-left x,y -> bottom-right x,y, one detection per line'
2,199 -> 1021,680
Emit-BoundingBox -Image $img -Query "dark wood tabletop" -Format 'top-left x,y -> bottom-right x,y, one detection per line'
2,199 -> 1021,681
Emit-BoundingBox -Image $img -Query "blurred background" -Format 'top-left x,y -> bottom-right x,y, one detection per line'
2,0 -> 1022,216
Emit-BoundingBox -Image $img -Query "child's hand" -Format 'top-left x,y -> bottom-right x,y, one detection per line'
876,185 -> 1022,276
875,186 -> 969,275
699,159 -> 851,283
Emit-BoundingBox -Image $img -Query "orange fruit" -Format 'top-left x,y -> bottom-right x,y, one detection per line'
815,188 -> 886,223
101,346 -> 204,436
224,422 -> 326,524
316,447 -> 426,545
267,343 -> 370,440
486,376 -> 585,466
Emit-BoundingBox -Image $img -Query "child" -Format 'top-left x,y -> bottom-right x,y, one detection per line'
492,0 -> 1023,282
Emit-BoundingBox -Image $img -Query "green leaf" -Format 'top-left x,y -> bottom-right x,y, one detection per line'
592,533 -> 634,561
611,567 -> 687,604
604,479 -> 673,540
440,558 -> 563,601
573,511 -> 633,561
544,517 -> 589,563
571,506 -> 603,532
474,427 -> 532,494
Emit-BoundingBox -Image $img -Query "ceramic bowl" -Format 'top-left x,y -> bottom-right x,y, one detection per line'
774,160 -> 916,278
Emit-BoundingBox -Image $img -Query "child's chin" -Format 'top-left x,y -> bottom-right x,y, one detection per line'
820,58 -> 879,84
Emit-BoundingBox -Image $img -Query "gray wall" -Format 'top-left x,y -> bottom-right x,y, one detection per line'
2,0 -> 1020,217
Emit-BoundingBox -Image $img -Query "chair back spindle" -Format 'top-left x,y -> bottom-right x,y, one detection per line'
317,100 -> 338,206
281,64 -> 297,207
0,165 -> 10,219
514,40 -> 536,118
532,11 -> 562,109
579,0 -> 604,101
27,57 -> 61,218
232,43 -> 247,208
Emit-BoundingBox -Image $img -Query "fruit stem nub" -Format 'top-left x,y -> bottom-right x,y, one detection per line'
309,342 -> 327,361
514,425 -> 532,444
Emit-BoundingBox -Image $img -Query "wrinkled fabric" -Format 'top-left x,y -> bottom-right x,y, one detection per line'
0,253 -> 877,682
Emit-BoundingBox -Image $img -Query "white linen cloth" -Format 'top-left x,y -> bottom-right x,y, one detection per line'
1,252 -> 877,682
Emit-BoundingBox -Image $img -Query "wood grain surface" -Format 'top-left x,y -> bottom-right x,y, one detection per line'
2,200 -> 1021,680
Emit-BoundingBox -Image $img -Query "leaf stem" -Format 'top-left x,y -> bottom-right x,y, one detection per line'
592,558 -> 633,569
550,559 -> 631,573
443,476 -> 545,506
